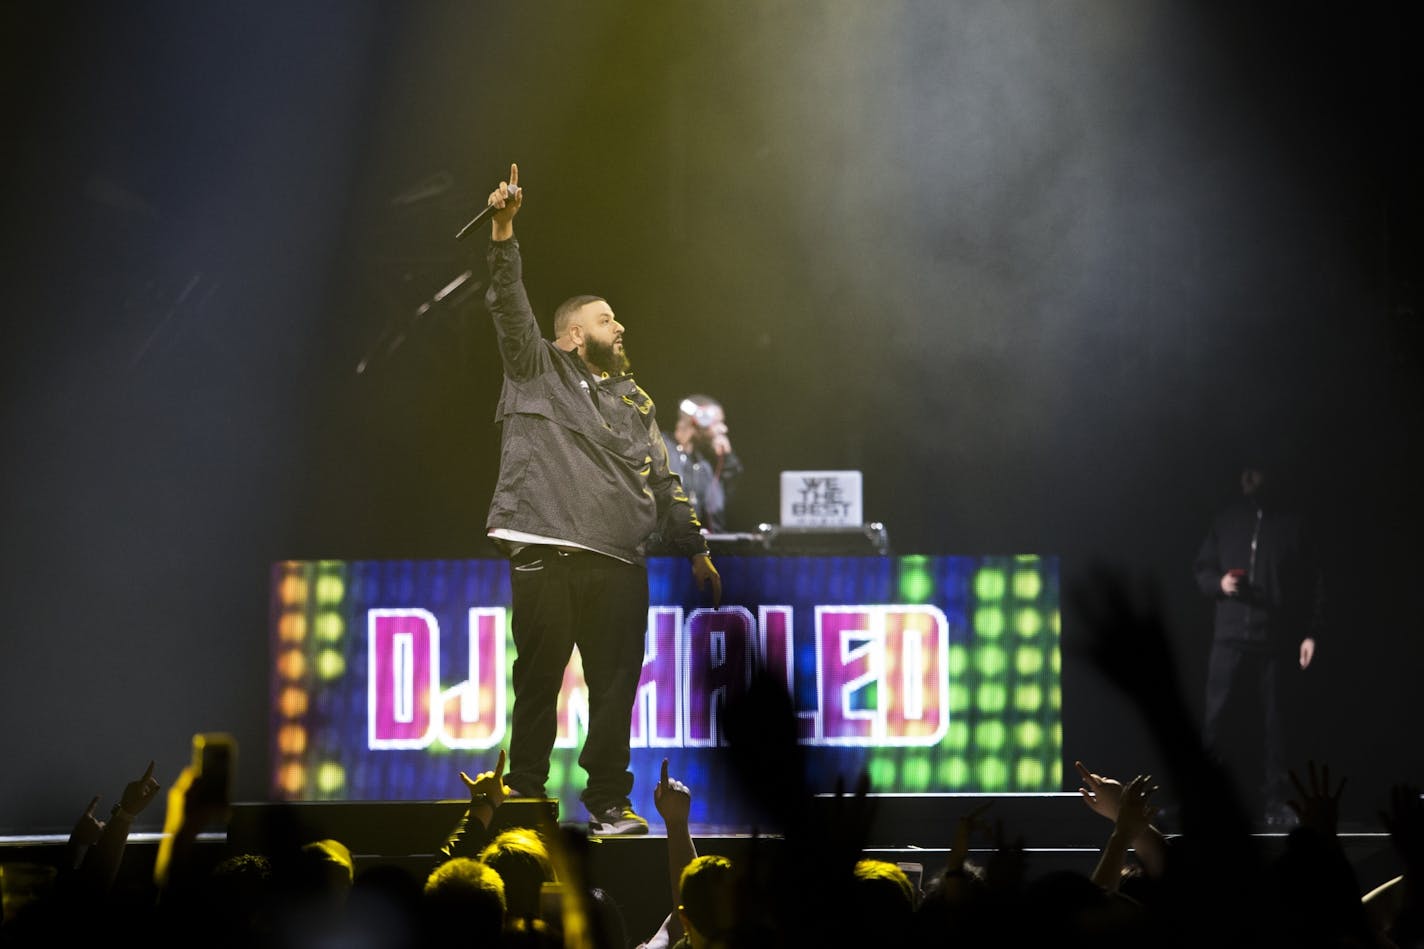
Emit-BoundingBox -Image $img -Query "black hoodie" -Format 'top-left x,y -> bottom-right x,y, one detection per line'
1193,493 -> 1326,651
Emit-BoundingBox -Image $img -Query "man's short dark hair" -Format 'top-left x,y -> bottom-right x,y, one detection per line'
554,295 -> 605,337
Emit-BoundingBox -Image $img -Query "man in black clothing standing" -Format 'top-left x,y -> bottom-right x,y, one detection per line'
1193,460 -> 1325,827
480,164 -> 722,836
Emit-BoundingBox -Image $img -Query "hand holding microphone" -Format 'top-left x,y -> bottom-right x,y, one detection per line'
455,162 -> 522,240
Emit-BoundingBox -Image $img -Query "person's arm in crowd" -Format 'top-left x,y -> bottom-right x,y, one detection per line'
78,760 -> 161,893
652,757 -> 696,944
934,801 -> 991,907
1088,773 -> 1158,891
152,762 -> 230,897
1075,760 -> 1170,878
1286,759 -> 1346,837
1065,561 -> 1261,945
64,795 -> 104,873
440,748 -> 511,860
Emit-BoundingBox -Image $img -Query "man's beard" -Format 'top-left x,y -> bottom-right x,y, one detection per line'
585,337 -> 631,375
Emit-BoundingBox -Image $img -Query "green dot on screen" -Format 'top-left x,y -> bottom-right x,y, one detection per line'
1016,758 -> 1045,787
898,567 -> 934,602
974,719 -> 1006,749
1014,609 -> 1042,637
316,649 -> 346,681
1012,570 -> 1041,600
1015,648 -> 1044,676
977,757 -> 1008,790
976,682 -> 1007,712
975,569 -> 1006,600
903,756 -> 932,790
975,607 -> 1005,638
317,762 -> 345,795
975,645 -> 1007,677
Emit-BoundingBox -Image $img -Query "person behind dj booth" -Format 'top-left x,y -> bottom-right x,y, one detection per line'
661,394 -> 743,535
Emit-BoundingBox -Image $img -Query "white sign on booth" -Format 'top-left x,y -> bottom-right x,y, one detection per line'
779,470 -> 863,528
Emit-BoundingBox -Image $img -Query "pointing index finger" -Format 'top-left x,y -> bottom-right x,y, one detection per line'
85,795 -> 100,816
142,760 -> 156,781
494,748 -> 506,779
660,757 -> 669,787
509,163 -> 519,191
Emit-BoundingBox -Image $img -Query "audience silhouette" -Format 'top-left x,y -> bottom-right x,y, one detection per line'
3,563 -> 1419,948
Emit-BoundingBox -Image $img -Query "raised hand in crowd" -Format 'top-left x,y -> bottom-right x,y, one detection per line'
945,800 -> 992,879
77,759 -> 161,893
152,756 -> 231,893
653,758 -> 695,916
1089,772 -> 1159,891
458,746 -> 511,831
65,795 -> 104,871
982,814 -> 1027,900
1286,759 -> 1346,837
1076,759 -> 1169,877
635,758 -> 700,949
440,748 -> 521,861
1267,760 -> 1383,948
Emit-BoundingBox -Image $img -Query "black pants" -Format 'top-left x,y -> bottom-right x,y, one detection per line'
1202,640 -> 1287,812
505,546 -> 649,811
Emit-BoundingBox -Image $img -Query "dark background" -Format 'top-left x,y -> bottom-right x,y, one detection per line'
2,0 -> 1420,834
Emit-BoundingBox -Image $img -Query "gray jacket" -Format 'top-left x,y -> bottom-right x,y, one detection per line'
483,237 -> 707,565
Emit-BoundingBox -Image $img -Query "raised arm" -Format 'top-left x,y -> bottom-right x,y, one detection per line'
80,760 -> 161,892
1089,773 -> 1159,891
483,162 -> 547,381
489,162 -> 520,241
440,749 -> 511,860
1075,760 -> 1169,877
653,758 -> 696,944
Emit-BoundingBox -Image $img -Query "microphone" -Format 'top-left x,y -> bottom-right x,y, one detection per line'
455,185 -> 520,240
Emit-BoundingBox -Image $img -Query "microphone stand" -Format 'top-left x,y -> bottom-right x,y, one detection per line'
355,268 -> 483,375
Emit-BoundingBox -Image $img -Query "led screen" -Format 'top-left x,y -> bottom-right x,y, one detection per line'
269,554 -> 1061,831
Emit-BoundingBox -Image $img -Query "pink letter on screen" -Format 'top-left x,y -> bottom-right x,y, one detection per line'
368,609 -> 439,749
441,608 -> 508,749
633,607 -> 682,748
882,607 -> 950,745
684,607 -> 756,747
815,607 -> 878,743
